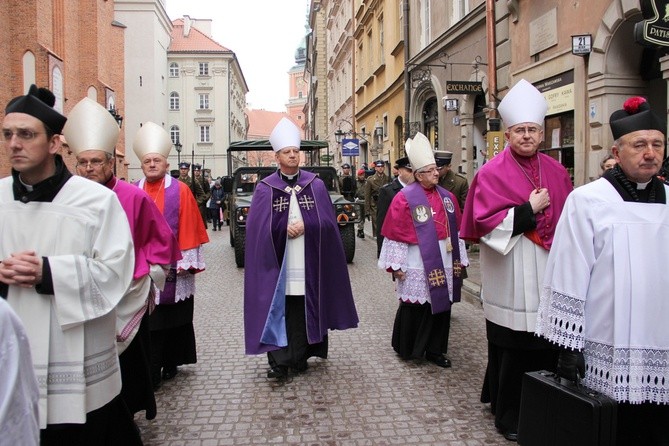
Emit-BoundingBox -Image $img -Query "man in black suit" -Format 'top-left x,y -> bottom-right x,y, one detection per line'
376,157 -> 413,257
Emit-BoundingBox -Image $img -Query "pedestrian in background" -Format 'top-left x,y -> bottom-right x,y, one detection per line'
537,96 -> 669,445
599,153 -> 617,175
208,179 -> 225,231
0,85 -> 139,444
133,122 -> 209,389
64,97 -> 181,421
460,79 -> 573,442
364,159 -> 391,238
376,156 -> 413,257
355,168 -> 367,238
378,132 -> 466,369
244,117 -> 359,380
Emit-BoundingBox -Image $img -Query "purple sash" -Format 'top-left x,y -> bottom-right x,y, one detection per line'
157,178 -> 180,304
401,184 -> 462,314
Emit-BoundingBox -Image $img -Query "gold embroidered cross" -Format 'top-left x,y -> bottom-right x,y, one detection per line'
428,268 -> 446,287
453,260 -> 462,278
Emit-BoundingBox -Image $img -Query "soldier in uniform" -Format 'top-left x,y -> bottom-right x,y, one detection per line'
355,168 -> 367,238
178,162 -> 191,184
338,163 -> 356,201
435,151 -> 469,211
193,164 -> 211,228
364,160 -> 390,238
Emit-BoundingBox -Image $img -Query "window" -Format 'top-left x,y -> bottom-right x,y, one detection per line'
199,62 -> 209,76
421,0 -> 431,48
169,92 -> 180,110
169,62 -> 179,77
199,93 -> 209,109
378,16 -> 384,65
170,125 -> 180,144
199,125 -> 210,143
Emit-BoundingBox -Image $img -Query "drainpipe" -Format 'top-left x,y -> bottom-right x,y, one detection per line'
486,0 -> 498,118
403,0 -> 410,144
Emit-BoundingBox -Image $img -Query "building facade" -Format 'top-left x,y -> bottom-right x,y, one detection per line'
167,16 -> 249,178
1,0 -> 126,178
353,0 -> 407,169
114,0 -> 172,182
405,0 -> 487,179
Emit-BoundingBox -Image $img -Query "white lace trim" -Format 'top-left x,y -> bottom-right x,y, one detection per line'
378,239 -> 455,305
378,239 -> 408,272
584,340 -> 669,404
177,247 -> 205,271
536,286 -> 585,350
538,287 -> 669,403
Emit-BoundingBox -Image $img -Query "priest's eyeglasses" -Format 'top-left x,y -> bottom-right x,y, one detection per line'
511,126 -> 541,136
76,160 -> 106,168
2,129 -> 44,142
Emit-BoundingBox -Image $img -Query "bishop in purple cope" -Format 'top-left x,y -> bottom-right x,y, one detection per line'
243,118 -> 359,379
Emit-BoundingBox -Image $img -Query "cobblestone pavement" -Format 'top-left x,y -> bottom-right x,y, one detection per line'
135,227 -> 506,445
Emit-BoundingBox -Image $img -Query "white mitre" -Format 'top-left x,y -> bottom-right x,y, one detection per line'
498,78 -> 548,127
269,117 -> 301,152
406,132 -> 435,171
133,122 -> 172,159
62,97 -> 119,155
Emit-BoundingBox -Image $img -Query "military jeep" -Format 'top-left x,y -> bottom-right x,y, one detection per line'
222,140 -> 363,268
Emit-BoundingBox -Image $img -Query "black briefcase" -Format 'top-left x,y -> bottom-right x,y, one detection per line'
517,370 -> 617,446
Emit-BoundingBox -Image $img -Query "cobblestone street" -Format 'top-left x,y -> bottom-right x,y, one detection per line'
136,226 -> 504,445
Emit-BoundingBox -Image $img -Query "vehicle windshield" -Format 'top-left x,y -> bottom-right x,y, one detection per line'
232,166 -> 339,194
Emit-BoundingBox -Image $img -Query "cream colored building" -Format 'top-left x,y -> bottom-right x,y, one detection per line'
491,1 -> 668,185
167,16 -> 249,178
305,0 -> 329,148
114,0 -> 172,182
354,0 -> 406,169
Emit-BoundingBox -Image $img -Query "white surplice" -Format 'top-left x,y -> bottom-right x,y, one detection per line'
479,208 -> 548,332
0,176 -> 135,428
0,298 -> 39,445
537,178 -> 669,404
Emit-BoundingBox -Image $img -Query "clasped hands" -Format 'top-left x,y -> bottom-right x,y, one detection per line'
287,221 -> 305,239
529,188 -> 551,214
0,250 -> 43,288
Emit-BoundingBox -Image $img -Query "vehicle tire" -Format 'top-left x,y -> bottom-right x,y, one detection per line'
339,224 -> 355,263
234,225 -> 246,268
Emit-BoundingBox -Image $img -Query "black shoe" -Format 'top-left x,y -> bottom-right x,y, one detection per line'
162,366 -> 178,380
267,366 -> 288,379
503,431 -> 518,442
357,230 -> 365,238
425,353 -> 452,368
212,226 -> 217,231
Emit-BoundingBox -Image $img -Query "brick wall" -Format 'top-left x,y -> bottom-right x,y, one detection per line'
0,0 -> 126,179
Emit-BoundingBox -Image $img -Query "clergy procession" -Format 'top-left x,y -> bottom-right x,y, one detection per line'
1,80 -> 669,445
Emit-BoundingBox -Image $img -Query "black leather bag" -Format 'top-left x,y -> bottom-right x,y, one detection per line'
518,370 -> 617,446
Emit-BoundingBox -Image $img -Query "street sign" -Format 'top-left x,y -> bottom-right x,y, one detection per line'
342,138 -> 360,156
320,154 -> 334,162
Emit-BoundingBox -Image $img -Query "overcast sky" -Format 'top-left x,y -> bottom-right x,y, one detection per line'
166,0 -> 311,112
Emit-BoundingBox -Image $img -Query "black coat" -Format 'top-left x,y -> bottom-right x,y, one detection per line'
376,178 -> 405,257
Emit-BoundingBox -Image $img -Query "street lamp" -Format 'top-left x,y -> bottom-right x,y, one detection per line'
108,106 -> 123,128
174,139 -> 182,165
